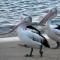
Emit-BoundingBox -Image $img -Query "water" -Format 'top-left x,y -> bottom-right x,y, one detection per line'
0,0 -> 60,33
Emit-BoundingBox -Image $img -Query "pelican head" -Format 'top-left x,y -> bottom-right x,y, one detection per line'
24,16 -> 32,26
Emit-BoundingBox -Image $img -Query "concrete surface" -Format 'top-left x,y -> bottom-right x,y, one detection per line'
0,37 -> 60,60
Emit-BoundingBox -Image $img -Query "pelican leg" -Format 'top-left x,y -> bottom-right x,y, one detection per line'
56,42 -> 60,48
39,45 -> 43,57
25,48 -> 33,57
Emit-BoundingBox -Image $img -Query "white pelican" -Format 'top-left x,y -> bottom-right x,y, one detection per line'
16,16 -> 50,57
46,20 -> 60,48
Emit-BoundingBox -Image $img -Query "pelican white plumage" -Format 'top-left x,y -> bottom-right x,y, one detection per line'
16,16 -> 50,57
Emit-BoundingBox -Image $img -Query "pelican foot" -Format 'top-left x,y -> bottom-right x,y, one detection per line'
25,48 -> 33,57
24,54 -> 33,57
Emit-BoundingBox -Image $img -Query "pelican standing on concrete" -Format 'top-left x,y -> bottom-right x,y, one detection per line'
16,16 -> 50,57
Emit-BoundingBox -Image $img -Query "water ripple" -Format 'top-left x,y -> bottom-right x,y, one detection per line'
0,0 -> 60,26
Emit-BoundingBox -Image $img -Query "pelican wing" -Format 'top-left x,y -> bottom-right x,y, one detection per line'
17,28 -> 42,48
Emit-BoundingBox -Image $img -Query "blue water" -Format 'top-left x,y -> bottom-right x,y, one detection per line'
0,0 -> 60,33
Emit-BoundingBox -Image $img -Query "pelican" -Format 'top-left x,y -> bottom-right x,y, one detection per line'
16,16 -> 50,57
45,20 -> 60,48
